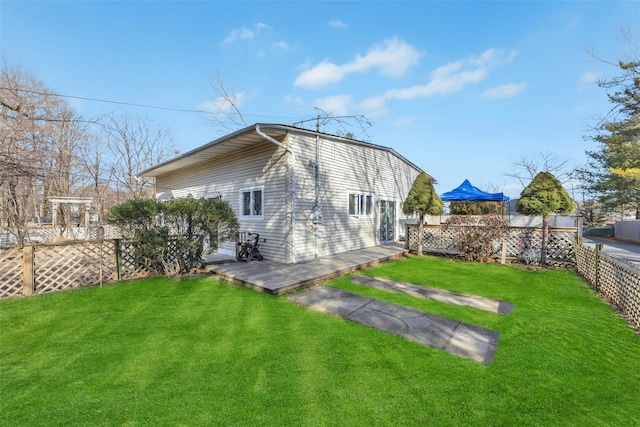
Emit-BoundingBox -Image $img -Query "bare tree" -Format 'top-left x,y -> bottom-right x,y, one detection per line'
0,64 -> 59,244
506,152 -> 576,188
0,62 -> 101,242
44,107 -> 97,235
291,107 -> 375,142
0,62 -> 181,245
206,68 -> 248,133
103,113 -> 176,199
77,130 -> 114,222
207,69 -> 375,142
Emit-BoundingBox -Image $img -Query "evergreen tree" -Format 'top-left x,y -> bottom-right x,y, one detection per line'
403,172 -> 442,255
516,172 -> 576,266
579,59 -> 640,218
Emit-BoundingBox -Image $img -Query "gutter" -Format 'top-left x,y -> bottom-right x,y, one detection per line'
255,124 -> 297,264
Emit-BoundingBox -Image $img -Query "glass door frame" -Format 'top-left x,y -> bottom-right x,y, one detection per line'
379,199 -> 396,243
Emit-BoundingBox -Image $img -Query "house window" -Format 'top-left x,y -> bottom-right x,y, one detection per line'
348,192 -> 373,217
240,186 -> 264,219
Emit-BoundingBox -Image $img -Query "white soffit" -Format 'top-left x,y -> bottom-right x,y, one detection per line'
139,126 -> 286,177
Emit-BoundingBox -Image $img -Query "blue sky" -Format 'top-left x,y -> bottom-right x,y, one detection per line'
1,1 -> 638,199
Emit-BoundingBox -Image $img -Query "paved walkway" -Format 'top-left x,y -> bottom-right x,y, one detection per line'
203,244 -> 407,295
583,237 -> 640,266
290,286 -> 499,364
351,276 -> 514,314
205,245 -> 506,364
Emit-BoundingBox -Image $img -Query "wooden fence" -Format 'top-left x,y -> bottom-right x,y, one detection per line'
405,224 -> 578,264
4,228 -> 638,331
0,239 -> 152,299
404,223 -> 640,331
575,244 -> 640,332
0,225 -> 123,247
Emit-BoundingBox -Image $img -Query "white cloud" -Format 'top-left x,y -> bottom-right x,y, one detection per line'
283,95 -> 305,106
391,115 -> 426,126
255,23 -> 270,32
328,20 -> 348,29
198,92 -> 248,114
579,71 -> 600,87
313,95 -> 353,115
222,23 -> 270,44
482,82 -> 527,99
360,96 -> 387,112
295,61 -> 344,87
272,41 -> 289,50
472,47 -> 517,67
361,48 -> 517,111
67,97 -> 84,110
294,37 -> 422,88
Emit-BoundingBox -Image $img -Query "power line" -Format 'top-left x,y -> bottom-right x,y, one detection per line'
2,113 -> 100,124
0,86 -> 297,120
1,86 -> 212,114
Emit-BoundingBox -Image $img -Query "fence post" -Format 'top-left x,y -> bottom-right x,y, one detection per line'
594,243 -> 603,291
114,239 -> 122,282
22,245 -> 34,295
500,240 -> 507,265
576,216 -> 583,245
405,224 -> 409,250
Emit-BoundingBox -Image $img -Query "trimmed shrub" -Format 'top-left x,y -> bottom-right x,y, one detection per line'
107,198 -> 239,275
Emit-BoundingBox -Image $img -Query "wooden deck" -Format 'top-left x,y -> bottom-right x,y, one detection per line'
202,243 -> 408,295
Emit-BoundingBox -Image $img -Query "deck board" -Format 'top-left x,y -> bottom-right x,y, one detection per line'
203,243 -> 407,295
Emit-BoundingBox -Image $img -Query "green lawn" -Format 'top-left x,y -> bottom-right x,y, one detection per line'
1,255 -> 639,426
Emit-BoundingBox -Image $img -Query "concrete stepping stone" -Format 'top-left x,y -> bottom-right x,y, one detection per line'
351,276 -> 514,314
289,286 -> 499,364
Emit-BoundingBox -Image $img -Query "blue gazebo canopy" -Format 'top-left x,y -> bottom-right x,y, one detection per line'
440,179 -> 510,202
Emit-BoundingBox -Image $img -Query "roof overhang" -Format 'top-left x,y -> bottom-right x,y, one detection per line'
139,124 -> 287,177
139,123 -> 433,181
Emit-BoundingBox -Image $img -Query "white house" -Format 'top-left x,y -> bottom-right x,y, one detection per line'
139,123 -> 432,264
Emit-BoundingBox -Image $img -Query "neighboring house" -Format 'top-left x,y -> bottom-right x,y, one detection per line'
139,123 -> 432,264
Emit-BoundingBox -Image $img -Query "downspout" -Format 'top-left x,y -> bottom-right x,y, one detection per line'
315,134 -> 319,258
255,125 -> 297,263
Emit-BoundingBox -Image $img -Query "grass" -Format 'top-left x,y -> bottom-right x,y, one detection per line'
1,255 -> 639,426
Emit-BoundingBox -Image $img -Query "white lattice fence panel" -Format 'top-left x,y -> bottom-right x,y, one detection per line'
546,231 -> 576,260
25,227 -> 56,244
406,226 -> 458,253
423,226 -> 458,252
502,229 -> 576,261
88,226 -> 123,240
0,247 -> 23,298
34,242 -> 116,294
406,224 -> 577,260
406,225 -> 419,250
88,227 -> 99,240
103,226 -> 123,239
503,229 -> 542,258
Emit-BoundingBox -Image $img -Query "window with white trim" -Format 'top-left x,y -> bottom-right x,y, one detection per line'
240,186 -> 264,219
348,192 -> 373,217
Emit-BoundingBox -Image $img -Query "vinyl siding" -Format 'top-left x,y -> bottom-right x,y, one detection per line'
288,133 -> 421,263
155,142 -> 291,263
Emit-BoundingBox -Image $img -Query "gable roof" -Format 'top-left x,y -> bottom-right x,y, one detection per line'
139,123 -> 431,179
